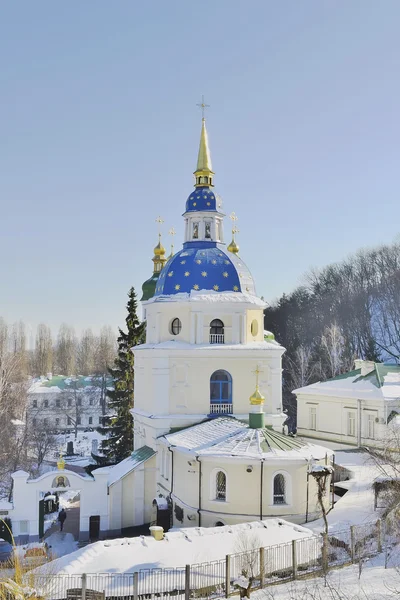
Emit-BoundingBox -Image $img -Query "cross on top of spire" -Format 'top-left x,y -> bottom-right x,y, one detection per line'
196,95 -> 210,120
155,216 -> 164,239
252,365 -> 263,388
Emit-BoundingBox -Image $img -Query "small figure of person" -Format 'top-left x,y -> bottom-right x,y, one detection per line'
58,508 -> 67,532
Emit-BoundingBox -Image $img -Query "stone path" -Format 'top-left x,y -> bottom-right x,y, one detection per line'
45,505 -> 80,541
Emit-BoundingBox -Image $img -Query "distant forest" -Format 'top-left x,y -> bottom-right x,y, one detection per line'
264,240 -> 400,420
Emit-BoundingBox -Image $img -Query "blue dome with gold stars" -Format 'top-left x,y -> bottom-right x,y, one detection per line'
185,186 -> 222,213
154,245 -> 256,296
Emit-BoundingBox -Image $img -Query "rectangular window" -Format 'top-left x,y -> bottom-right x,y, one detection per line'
205,221 -> 211,239
32,399 -> 37,408
192,222 -> 199,239
19,520 -> 29,534
68,417 -> 72,426
99,416 -> 102,425
309,407 -> 317,431
55,418 -> 60,426
89,399 -> 93,406
43,399 -> 48,408
89,417 -> 93,425
77,417 -> 81,425
347,412 -> 356,436
68,399 -> 72,407
56,399 -> 60,408
77,399 -> 82,406
367,414 -> 375,439
32,418 -> 37,427
43,418 -> 48,426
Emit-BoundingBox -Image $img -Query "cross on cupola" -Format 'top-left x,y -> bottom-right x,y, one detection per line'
194,96 -> 214,188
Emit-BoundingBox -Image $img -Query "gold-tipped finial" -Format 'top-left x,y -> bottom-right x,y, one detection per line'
228,212 -> 240,255
152,216 -> 167,273
57,452 -> 65,470
250,365 -> 265,405
154,216 -> 166,257
194,96 -> 214,187
168,227 -> 176,258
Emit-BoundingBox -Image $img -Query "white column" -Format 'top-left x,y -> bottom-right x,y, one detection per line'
155,312 -> 161,343
232,314 -> 240,344
190,313 -> 196,344
197,313 -> 204,344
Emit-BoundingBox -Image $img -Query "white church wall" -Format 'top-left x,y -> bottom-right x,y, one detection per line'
134,348 -> 283,419
144,455 -> 157,524
170,455 -> 332,528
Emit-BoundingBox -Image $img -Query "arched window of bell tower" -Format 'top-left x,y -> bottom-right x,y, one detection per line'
210,370 -> 232,415
209,319 -> 224,344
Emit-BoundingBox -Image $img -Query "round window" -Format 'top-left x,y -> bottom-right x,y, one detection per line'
251,320 -> 258,336
170,318 -> 182,336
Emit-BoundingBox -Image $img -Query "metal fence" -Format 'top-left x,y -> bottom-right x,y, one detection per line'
5,519 -> 385,600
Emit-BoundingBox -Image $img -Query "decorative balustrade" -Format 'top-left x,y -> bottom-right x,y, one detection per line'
210,403 -> 233,414
209,333 -> 225,344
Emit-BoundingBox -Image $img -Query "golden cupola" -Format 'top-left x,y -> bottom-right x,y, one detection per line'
194,118 -> 215,187
152,234 -> 167,272
249,366 -> 265,429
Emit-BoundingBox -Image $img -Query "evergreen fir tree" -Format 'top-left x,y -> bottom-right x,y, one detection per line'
99,287 -> 145,464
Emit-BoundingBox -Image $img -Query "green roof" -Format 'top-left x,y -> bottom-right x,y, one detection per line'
259,428 -> 306,452
141,273 -> 160,301
326,363 -> 400,389
41,375 -> 112,389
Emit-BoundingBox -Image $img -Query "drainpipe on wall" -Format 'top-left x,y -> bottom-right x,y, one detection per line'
357,399 -> 362,447
168,445 -> 174,497
196,456 -> 202,527
305,462 -> 310,523
260,460 -> 264,521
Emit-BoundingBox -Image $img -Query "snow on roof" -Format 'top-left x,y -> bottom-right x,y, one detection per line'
29,375 -> 113,394
108,446 -> 156,487
294,364 -> 400,402
31,519 -> 314,577
144,290 -> 266,307
164,417 -> 332,461
136,340 -> 282,351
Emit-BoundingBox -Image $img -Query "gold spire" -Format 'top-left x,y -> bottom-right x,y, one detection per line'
194,97 -> 214,187
250,365 -> 265,405
153,217 -> 167,273
168,227 -> 176,258
228,212 -> 240,255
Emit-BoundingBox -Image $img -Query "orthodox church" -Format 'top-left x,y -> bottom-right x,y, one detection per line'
9,115 -> 333,544
114,116 -> 334,532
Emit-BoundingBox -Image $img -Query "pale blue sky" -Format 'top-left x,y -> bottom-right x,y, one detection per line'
1,1 -> 400,338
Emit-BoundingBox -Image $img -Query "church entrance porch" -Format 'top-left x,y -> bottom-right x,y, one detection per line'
9,467 -> 110,544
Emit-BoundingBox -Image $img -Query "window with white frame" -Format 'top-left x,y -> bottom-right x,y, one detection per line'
366,413 -> 375,439
347,411 -> 356,436
215,470 -> 226,501
273,473 -> 286,504
19,520 -> 29,534
309,406 -> 317,430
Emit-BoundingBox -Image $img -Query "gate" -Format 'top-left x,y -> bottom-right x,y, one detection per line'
38,498 -> 45,539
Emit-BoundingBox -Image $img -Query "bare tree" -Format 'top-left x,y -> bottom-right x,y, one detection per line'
56,324 -> 77,375
76,328 -> 96,375
34,323 -> 53,376
320,323 -> 353,379
286,345 -> 320,390
95,325 -> 117,374
29,422 -> 57,472
234,532 -> 262,599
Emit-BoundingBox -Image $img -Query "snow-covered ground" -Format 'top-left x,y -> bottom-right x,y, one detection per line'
237,547 -> 400,599
54,430 -> 107,467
